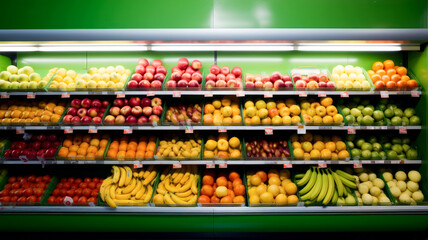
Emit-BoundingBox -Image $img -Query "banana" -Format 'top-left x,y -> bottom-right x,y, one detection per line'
176,174 -> 194,193
115,193 -> 131,200
116,187 -> 123,195
118,167 -> 127,187
142,170 -> 157,185
103,185 -> 112,202
295,173 -> 305,179
142,185 -> 153,202
322,170 -> 335,205
170,193 -> 194,204
138,170 -> 144,178
300,169 -> 321,201
316,169 -> 329,202
173,166 -> 187,184
130,179 -> 142,196
164,193 -> 176,205
133,172 -> 139,178
331,189 -> 338,205
156,182 -> 167,195
343,186 -> 349,197
112,166 -> 120,183
175,189 -> 193,198
164,177 -> 178,193
161,166 -> 172,180
331,170 -> 345,197
297,168 -> 313,187
106,195 -> 117,208
191,175 -> 198,194
99,176 -> 113,201
124,166 -> 133,186
143,165 -> 155,179
171,168 -> 180,179
335,169 -> 356,182
299,168 -> 317,195
123,178 -> 137,194
135,185 -> 146,199
179,170 -> 191,185
338,175 -> 357,189
109,184 -> 117,200
114,199 -> 147,205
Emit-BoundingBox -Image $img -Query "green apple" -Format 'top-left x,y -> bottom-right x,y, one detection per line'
368,136 -> 377,144
362,150 -> 371,159
0,80 -> 10,89
402,144 -> 410,152
19,66 -> 34,76
357,115 -> 363,124
387,104 -> 397,110
362,115 -> 374,125
384,109 -> 394,118
393,108 -> 403,117
409,116 -> 420,126
387,150 -> 398,160
0,71 -> 11,80
402,137 -> 411,144
371,152 -> 380,160
357,105 -> 364,111
406,149 -> 418,160
9,75 -> 18,82
392,137 -> 402,144
356,138 -> 365,148
255,100 -> 266,110
6,65 -> 18,74
397,153 -> 406,159
9,82 -> 19,89
347,141 -> 354,149
29,73 -> 41,82
373,110 -> 384,121
366,105 -> 375,111
28,81 -> 38,89
404,108 -> 416,118
18,74 -> 29,82
384,142 -> 392,150
391,116 -> 402,126
342,107 -> 350,116
346,115 -> 355,124
361,142 -> 373,151
266,101 -> 276,110
362,107 -> 373,116
351,148 -> 361,158
351,108 -> 361,117
379,151 -> 386,159
19,82 -> 28,89
391,144 -> 403,154
373,143 -> 382,151
37,80 -> 47,89
401,117 -> 409,126
378,104 -> 386,111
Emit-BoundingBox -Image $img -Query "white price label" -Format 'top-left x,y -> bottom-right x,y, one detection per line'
297,125 -> 306,134
399,127 -> 407,134
64,196 -> 73,206
124,128 -> 133,134
88,128 -> 98,134
299,92 -> 307,97
347,128 -> 356,134
146,92 -> 155,96
116,92 -> 125,98
219,162 -> 228,168
185,126 -> 193,134
236,92 -> 245,97
173,163 -> 182,169
16,128 -> 24,134
27,93 -> 36,99
318,162 -> 327,168
152,121 -> 158,127
64,128 -> 73,134
61,93 -> 70,98
206,163 -> 215,169
411,91 -> 420,97
340,92 -> 349,98
264,93 -> 273,98
172,91 -> 181,98
265,128 -> 273,135
19,155 -> 29,162
133,163 -> 143,169
218,128 -> 227,133
353,163 -> 363,168
283,163 -> 293,168
380,91 -> 389,98
204,93 -> 213,97
1,93 -> 10,99
317,92 -> 327,97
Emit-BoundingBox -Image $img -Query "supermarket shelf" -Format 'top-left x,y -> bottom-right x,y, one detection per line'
1,205 -> 428,215
0,125 -> 422,131
0,90 -> 421,97
0,160 -> 421,165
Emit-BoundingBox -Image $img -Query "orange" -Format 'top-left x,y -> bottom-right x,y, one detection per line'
372,61 -> 384,71
90,139 -> 100,147
233,184 -> 245,196
77,148 -> 87,156
125,151 -> 136,158
40,115 -> 51,122
82,135 -> 91,143
21,111 -> 30,119
31,117 -> 41,123
391,74 -> 401,83
69,145 -> 79,152
11,118 -> 19,123
119,143 -> 128,151
58,147 -> 69,157
287,195 -> 299,204
381,75 -> 390,84
109,141 -> 119,150
67,152 -> 77,157
201,185 -> 214,197
50,114 -> 61,123
76,154 -> 85,160
28,112 -> 35,118
107,149 -> 117,158
376,69 -> 386,76
80,142 -> 89,149
96,149 -> 105,157
86,152 -> 96,160
397,80 -> 407,89
285,182 -> 297,195
367,70 -> 375,76
401,75 -> 410,82
53,106 -> 65,115
135,151 -> 145,158
217,151 -> 229,158
198,195 -> 211,203
383,60 -> 394,70
87,146 -> 98,153
45,103 -> 56,112
42,110 -> 52,116
325,141 -> 336,152
11,110 -> 22,118
396,67 -> 407,76
338,150 -> 350,160
220,196 -> 233,203
117,150 -> 126,159
127,143 -> 137,151
407,80 -> 418,89
4,110 -> 11,118
386,81 -> 397,89
216,177 -> 228,187
17,106 -> 26,112
321,149 -> 332,159
371,74 -> 381,82
233,196 -> 245,204
386,68 -> 396,77
35,109 -> 43,117
100,139 -> 108,148
24,119 -> 32,123
0,110 -> 5,119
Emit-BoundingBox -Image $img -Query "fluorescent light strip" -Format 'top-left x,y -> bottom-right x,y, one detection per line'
296,43 -> 418,51
38,44 -> 148,51
150,44 -> 294,51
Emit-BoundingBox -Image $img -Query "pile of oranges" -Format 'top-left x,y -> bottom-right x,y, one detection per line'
0,99 -> 66,124
291,133 -> 350,160
106,135 -> 156,160
198,170 -> 246,204
369,60 -> 418,90
57,134 -> 108,160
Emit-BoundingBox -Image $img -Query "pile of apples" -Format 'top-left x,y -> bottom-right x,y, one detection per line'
127,58 -> 166,90
166,58 -> 203,89
292,72 -> 335,90
3,133 -> 61,160
245,138 -> 291,159
245,72 -> 293,90
332,65 -> 371,90
205,65 -> 242,89
0,65 -> 45,90
0,174 -> 52,204
63,98 -> 108,125
104,97 -> 163,124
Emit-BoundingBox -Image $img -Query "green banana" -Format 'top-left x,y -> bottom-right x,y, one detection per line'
331,189 -> 338,205
335,169 -> 356,182
322,170 -> 335,205
299,168 -> 317,195
331,170 -> 345,197
297,168 -> 313,187
338,175 -> 357,189
316,169 -> 329,202
308,168 -> 323,201
294,173 -> 305,179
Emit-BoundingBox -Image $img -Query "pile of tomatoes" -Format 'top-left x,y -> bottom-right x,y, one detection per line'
0,174 -> 51,203
369,60 -> 418,90
46,177 -> 103,205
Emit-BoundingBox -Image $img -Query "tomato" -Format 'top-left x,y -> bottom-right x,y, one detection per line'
79,182 -> 88,189
9,189 -> 16,196
36,182 -> 46,189
87,197 -> 96,204
74,178 -> 83,185
19,178 -> 27,184
10,196 -> 18,202
92,177 -> 100,183
42,175 -> 51,183
3,184 -> 12,190
72,196 -> 79,203
17,177 -> 24,182
47,196 -> 56,203
36,196 -> 41,202
27,175 -> 36,182
60,177 -> 67,183
59,189 -> 67,197
70,184 -> 78,190
33,188 -> 43,197
21,183 -> 31,189
96,183 -> 102,189
67,177 -> 75,183
23,188 -> 33,197
35,176 -> 42,183
66,189 -> 75,197
74,188 -> 82,196
0,196 -> 10,202
91,190 -> 98,198
11,183 -> 20,189
63,182 -> 71,190
84,178 -> 91,183
88,182 -> 96,190
17,197 -> 26,203
8,176 -> 16,183
56,196 -> 65,204
26,195 -> 37,203
56,183 -> 64,189
0,189 -> 9,197
82,188 -> 91,198
14,189 -> 23,197
52,189 -> 60,197
78,196 -> 87,203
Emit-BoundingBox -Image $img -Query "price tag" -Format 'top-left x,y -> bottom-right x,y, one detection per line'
61,93 -> 70,98
236,92 -> 245,97
317,92 -> 327,97
124,128 -> 133,134
27,93 -> 36,99
299,92 -> 307,97
16,128 -> 24,134
152,121 -> 158,127
399,127 -> 407,134
64,128 -> 73,134
411,91 -> 420,97
283,163 -> 293,168
340,92 -> 349,98
185,126 -> 193,134
206,163 -> 215,169
264,93 -> 273,98
380,91 -> 389,98
172,91 -> 181,98
133,163 -> 143,169
173,163 -> 182,169
347,128 -> 356,134
64,196 -> 73,206
353,163 -> 363,168
1,93 -> 9,99
265,128 -> 273,135
218,128 -> 227,133
88,127 -> 98,134
297,125 -> 306,134
19,155 -> 29,162
88,202 -> 95,207
204,92 -> 213,97
219,162 -> 228,168
318,162 -> 327,168
147,92 -> 155,97
116,92 -> 125,98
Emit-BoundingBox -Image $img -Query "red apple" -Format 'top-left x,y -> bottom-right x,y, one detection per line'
91,99 -> 101,108
137,116 -> 148,124
205,80 -> 216,89
292,74 -> 302,81
151,97 -> 162,106
216,80 -> 227,87
149,115 -> 160,123
138,58 -> 149,67
131,106 -> 143,116
217,74 -> 226,81
140,98 -> 151,107
120,106 -> 131,116
109,106 -> 121,116
77,108 -> 87,118
152,59 -> 163,68
146,65 -> 155,75
153,73 -> 165,81
226,74 -> 235,81
295,80 -> 306,88
255,81 -> 263,88
144,72 -> 154,81
135,65 -> 146,75
138,80 -> 151,89
171,72 -> 182,81
132,73 -> 143,82
177,80 -> 188,88
152,105 -> 163,116
113,99 -> 124,107
318,82 -> 327,88
191,72 -> 202,82
221,66 -> 230,75
284,81 -> 293,88
143,106 -> 153,116
166,80 -> 177,88
177,58 -> 189,70
245,81 -> 255,88
210,65 -> 220,75
115,115 -> 126,124
88,108 -> 99,118
271,71 -> 282,81
81,98 -> 91,108
127,80 -> 138,89
70,99 -> 81,108
261,75 -> 270,83
92,117 -> 102,124
206,73 -> 217,81
282,74 -> 291,82
126,115 -> 137,123
36,149 -> 45,158
308,73 -> 319,82
156,66 -> 167,75
191,60 -> 201,70
319,74 -> 329,83
171,66 -> 181,73
302,77 -> 310,83
81,116 -> 91,124
185,66 -> 195,74
97,112 -> 104,118
188,80 -> 199,88
71,116 -> 81,123
104,115 -> 115,124
41,141 -> 51,149
102,100 -> 109,108
326,82 -> 336,88
227,80 -> 237,87
273,80 -> 285,89
129,97 -> 141,107
63,115 -> 73,123
264,81 -> 273,89
231,67 -> 242,77
67,107 -> 77,116
45,148 -> 56,158
151,80 -> 162,88
181,73 -> 191,81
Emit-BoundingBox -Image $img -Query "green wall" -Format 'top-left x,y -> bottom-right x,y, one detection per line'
0,0 -> 426,29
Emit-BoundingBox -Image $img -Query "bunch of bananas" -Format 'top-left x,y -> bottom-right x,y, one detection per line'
100,165 -> 157,208
152,165 -> 199,206
296,167 -> 357,205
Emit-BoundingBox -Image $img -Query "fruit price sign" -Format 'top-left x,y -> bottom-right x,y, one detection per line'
297,125 -> 306,134
0,92 -> 9,99
218,128 -> 227,133
204,92 -> 213,97
172,91 -> 181,98
399,127 -> 407,134
353,162 -> 363,168
61,93 -> 70,98
347,128 -> 356,134
318,92 -> 327,97
146,92 -> 155,96
299,92 -> 307,97
123,128 -> 133,134
16,128 -> 24,134
88,127 -> 98,134
219,162 -> 228,168
206,163 -> 215,168
185,126 -> 193,134
116,92 -> 125,98
340,92 -> 349,98
318,161 -> 327,168
133,163 -> 143,168
380,91 -> 389,98
265,128 -> 273,135
264,93 -> 273,98
64,128 -> 73,134
173,163 -> 182,169
411,91 -> 420,97
27,93 -> 36,99
283,163 -> 293,168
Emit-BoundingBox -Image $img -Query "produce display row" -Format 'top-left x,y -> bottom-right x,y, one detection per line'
0,166 -> 424,207
0,59 -> 420,92
0,96 -> 421,127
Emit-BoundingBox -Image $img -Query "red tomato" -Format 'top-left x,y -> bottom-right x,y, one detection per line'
27,175 -> 36,182
67,177 -> 75,183
59,189 -> 67,197
56,196 -> 64,204
82,188 -> 91,198
21,183 -> 31,189
11,183 -> 20,189
91,190 -> 98,198
78,196 -> 87,203
27,195 -> 37,203
74,178 -> 83,185
72,196 -> 79,203
79,182 -> 88,189
23,188 -> 33,197
96,183 -> 102,189
36,182 -> 46,189
36,196 -> 41,202
70,184 -> 78,190
0,196 -> 10,202
4,184 -> 12,190
9,189 -> 16,196
33,188 -> 43,197
63,182 -> 71,190
42,175 -> 51,183
10,196 -> 18,202
14,189 -> 23,197
87,197 -> 96,204
47,196 -> 56,203
56,183 -> 64,189
60,177 -> 67,183
92,177 -> 100,183
17,177 -> 24,182
35,176 -> 42,183
88,182 -> 96,190
8,176 -> 17,183
66,189 -> 75,197
17,196 -> 26,203
52,189 -> 60,197
84,178 -> 91,183
19,178 -> 27,184
75,188 -> 82,196
0,189 -> 9,197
